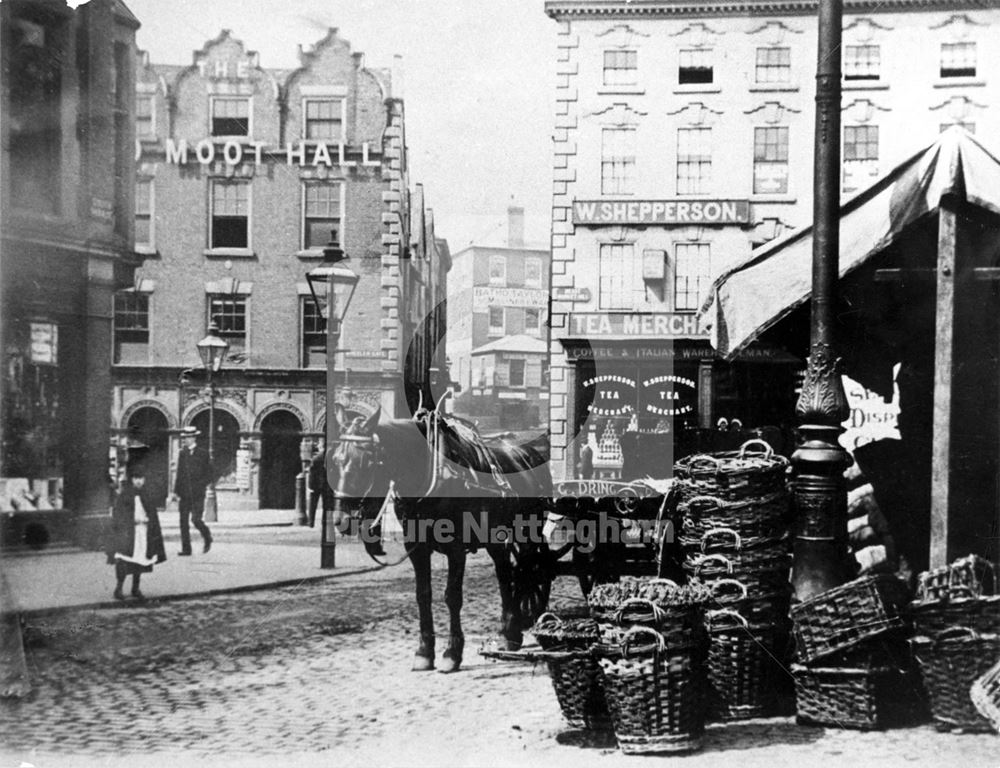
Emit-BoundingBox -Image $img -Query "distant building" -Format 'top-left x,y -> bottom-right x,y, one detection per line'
113,29 -> 448,512
543,0 -> 1000,481
1,0 -> 141,548
448,207 -> 550,432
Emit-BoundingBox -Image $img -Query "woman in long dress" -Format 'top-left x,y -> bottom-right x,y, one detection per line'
108,462 -> 167,601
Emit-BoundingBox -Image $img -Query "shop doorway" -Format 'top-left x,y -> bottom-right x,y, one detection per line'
190,409 -> 240,489
259,410 -> 302,509
126,407 -> 169,508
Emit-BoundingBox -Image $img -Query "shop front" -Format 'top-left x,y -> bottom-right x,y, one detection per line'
559,315 -> 800,481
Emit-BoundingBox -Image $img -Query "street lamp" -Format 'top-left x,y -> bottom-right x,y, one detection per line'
196,321 -> 229,523
789,0 -> 853,602
306,230 -> 359,568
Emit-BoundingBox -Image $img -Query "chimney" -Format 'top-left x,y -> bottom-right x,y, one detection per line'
391,54 -> 404,100
507,205 -> 525,249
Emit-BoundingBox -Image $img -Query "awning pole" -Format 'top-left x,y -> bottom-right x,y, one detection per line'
789,0 -> 854,602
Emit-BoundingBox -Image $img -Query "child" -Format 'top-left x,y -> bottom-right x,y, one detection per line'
107,457 -> 166,600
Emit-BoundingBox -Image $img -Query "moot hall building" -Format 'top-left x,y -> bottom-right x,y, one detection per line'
113,29 -> 449,512
542,0 -> 1000,483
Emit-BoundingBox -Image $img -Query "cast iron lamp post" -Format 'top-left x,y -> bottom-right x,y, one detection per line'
306,230 -> 359,568
196,322 -> 229,524
790,0 -> 854,602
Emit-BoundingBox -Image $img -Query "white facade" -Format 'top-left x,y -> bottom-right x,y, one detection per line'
544,0 -> 1000,481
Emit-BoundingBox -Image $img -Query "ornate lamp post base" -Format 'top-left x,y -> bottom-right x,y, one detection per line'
790,344 -> 853,602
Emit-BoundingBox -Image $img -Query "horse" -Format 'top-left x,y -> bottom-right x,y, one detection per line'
327,402 -> 554,673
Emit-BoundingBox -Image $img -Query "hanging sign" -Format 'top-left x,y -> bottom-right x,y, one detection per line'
583,374 -> 636,416
640,375 -> 697,417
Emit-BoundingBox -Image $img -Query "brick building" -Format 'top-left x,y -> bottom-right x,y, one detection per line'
113,29 -> 448,512
543,0 -> 1000,482
1,0 -> 140,547
448,206 -> 550,432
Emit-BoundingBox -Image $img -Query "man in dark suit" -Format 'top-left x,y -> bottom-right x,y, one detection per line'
173,426 -> 213,555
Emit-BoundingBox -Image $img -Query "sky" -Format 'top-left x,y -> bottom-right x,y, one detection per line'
118,0 -> 557,250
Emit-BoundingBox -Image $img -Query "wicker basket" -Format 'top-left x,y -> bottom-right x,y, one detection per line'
911,627 -> 1000,733
674,440 -> 789,503
970,658 -> 1000,734
705,608 -> 778,720
596,626 -> 706,754
587,578 -> 712,622
547,650 -> 613,731
707,578 -> 791,628
679,493 -> 791,543
792,662 -> 924,730
684,552 -> 791,599
790,575 -> 911,663
916,555 -> 995,601
479,641 -> 611,731
909,587 -> 1000,637
533,612 -> 600,651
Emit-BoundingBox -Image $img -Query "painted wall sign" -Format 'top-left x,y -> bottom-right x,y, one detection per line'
583,374 -> 636,416
564,344 -> 799,362
137,138 -> 382,169
554,479 -> 659,499
568,313 -> 708,339
573,199 -> 750,226
641,375 -> 696,417
472,286 -> 548,311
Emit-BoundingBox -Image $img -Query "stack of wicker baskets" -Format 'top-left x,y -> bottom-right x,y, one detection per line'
673,440 -> 792,719
587,577 -> 711,754
790,574 -> 922,729
908,555 -> 1000,733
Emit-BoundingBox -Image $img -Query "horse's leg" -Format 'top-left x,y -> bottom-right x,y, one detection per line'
411,543 -> 435,671
488,544 -> 523,651
439,546 -> 466,674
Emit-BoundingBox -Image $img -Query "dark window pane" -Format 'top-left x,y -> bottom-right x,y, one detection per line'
212,216 -> 248,249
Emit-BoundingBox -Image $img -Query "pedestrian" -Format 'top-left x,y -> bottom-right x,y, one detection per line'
307,439 -> 331,528
107,454 -> 166,601
173,425 -> 213,555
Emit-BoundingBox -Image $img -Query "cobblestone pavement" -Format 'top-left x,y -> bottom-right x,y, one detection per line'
1,555 -> 997,768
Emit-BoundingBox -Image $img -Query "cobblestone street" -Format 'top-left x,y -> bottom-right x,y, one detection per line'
1,556 -> 997,767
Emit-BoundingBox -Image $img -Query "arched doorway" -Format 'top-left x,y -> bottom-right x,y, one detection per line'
127,407 -> 169,508
191,409 -> 240,489
259,410 -> 303,509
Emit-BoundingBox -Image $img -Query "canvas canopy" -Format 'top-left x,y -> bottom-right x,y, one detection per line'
701,127 -> 1000,358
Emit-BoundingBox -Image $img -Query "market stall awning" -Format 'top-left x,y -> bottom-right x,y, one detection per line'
700,127 -> 1000,357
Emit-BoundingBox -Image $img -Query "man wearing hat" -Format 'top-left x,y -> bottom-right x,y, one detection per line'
173,426 -> 213,555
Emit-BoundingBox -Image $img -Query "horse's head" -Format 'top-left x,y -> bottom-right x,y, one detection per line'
328,404 -> 383,525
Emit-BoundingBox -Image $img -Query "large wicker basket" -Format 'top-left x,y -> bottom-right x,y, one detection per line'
792,662 -> 924,730
674,440 -> 789,503
533,612 -> 600,651
911,627 -> 1000,732
679,492 -> 791,543
596,626 -> 706,754
916,555 -> 995,602
790,574 -> 911,663
707,578 -> 791,629
909,587 -> 1000,637
684,552 -> 792,599
705,608 -> 779,720
970,657 -> 1000,734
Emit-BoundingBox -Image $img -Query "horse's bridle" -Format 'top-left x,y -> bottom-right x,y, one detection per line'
331,433 -> 383,502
